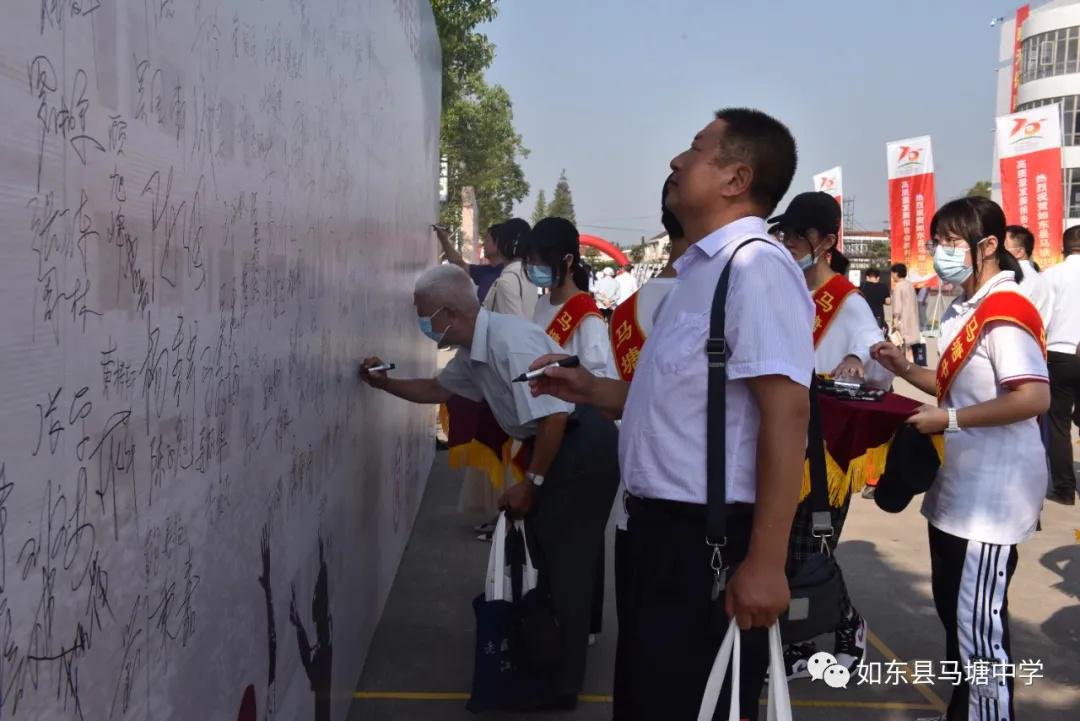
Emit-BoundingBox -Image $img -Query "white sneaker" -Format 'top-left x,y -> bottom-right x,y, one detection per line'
587,633 -> 598,647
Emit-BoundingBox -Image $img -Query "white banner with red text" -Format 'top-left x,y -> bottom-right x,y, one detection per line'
886,136 -> 936,280
996,105 -> 1064,266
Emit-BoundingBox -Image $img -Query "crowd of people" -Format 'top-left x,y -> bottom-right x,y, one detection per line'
360,107 -> 1080,721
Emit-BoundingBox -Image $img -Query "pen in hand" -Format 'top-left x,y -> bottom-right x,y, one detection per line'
512,356 -> 580,383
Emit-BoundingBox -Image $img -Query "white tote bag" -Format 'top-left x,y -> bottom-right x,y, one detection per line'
484,513 -> 539,602
697,619 -> 793,721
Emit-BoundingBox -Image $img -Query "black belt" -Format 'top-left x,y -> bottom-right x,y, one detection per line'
626,495 -> 753,522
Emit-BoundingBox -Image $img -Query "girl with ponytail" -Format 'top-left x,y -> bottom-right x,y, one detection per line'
871,196 -> 1048,721
524,216 -> 618,652
525,217 -> 616,379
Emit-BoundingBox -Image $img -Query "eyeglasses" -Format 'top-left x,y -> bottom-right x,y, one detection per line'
928,236 -> 966,252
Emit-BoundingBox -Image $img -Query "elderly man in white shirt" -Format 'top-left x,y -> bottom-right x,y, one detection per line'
1004,224 -> 1054,323
594,266 -> 619,318
528,108 -> 813,721
1043,228 -> 1080,505
614,265 -> 639,306
359,264 -> 620,709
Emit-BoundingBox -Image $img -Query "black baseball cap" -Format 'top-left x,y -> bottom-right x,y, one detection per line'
873,425 -> 940,513
768,191 -> 841,236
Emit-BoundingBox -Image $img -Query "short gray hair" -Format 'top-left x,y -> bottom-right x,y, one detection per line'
414,264 -> 480,312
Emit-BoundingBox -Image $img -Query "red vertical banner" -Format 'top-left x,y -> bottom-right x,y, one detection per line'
1011,5 -> 1030,112
997,106 -> 1064,265
886,136 -> 936,279
813,166 -> 843,250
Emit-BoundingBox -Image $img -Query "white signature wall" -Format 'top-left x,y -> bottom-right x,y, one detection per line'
0,1 -> 440,719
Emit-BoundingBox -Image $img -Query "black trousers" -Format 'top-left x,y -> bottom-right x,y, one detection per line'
527,406 -> 620,699
623,498 -> 768,721
929,525 -> 1019,721
612,527 -> 631,721
1047,351 -> 1080,497
590,544 -> 604,634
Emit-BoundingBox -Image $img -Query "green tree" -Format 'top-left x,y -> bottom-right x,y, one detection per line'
530,189 -> 547,225
433,1 -> 530,231
546,170 -> 577,224
966,180 -> 992,199
431,0 -> 497,107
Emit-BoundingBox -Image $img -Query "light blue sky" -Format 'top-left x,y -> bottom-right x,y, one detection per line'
483,0 -> 1018,247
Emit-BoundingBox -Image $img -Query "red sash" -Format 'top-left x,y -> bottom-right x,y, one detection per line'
546,292 -> 602,348
936,291 -> 1046,401
813,274 -> 859,348
609,290 -> 648,381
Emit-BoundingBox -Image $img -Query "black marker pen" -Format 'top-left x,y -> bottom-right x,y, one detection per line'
512,355 -> 580,383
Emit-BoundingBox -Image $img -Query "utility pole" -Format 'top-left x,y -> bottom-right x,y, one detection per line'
842,196 -> 855,231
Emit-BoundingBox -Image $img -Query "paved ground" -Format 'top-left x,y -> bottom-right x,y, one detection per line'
347,450 -> 1080,721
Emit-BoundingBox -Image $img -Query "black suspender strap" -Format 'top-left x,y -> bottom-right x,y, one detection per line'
804,377 -> 833,544
705,238 -> 769,546
705,238 -> 829,590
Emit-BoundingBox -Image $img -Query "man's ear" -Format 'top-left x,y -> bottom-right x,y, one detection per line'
716,158 -> 754,200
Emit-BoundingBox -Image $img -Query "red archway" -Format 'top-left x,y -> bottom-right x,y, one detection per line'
579,233 -> 629,266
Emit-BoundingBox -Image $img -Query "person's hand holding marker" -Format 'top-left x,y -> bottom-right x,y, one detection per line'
513,355 -> 580,382
359,357 -> 394,390
525,354 -> 597,405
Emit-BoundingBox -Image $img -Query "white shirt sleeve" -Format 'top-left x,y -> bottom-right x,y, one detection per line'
575,314 -> 619,379
725,246 -> 815,386
984,321 -> 1049,387
505,350 -> 575,425
846,295 -> 894,390
490,320 -> 575,425
436,350 -> 484,401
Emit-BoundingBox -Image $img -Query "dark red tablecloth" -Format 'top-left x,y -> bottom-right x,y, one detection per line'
819,392 -> 923,468
809,391 -> 928,505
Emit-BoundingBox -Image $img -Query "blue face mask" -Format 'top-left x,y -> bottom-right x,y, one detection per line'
933,245 -> 974,285
784,231 -> 820,272
529,265 -> 555,289
418,307 -> 448,345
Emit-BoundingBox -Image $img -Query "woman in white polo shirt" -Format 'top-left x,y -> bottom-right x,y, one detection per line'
872,196 -> 1049,721
524,216 -> 619,650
